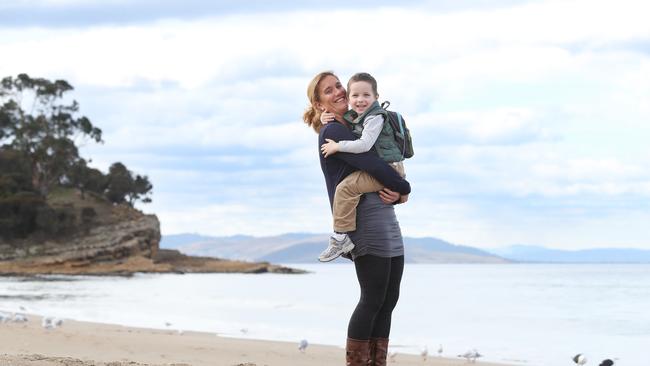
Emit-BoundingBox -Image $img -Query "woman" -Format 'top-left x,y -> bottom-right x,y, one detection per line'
303,71 -> 411,366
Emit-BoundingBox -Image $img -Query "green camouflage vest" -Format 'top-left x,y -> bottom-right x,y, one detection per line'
343,101 -> 404,163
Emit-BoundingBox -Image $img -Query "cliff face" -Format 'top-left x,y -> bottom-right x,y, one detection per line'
0,214 -> 160,264
0,196 -> 302,275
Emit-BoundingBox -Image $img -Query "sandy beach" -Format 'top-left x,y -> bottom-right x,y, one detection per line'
0,315 -> 510,366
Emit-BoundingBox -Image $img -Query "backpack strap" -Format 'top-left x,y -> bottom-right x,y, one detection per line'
396,113 -> 405,136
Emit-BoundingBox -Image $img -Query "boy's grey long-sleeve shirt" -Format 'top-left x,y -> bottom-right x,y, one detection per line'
337,114 -> 384,154
318,121 -> 411,209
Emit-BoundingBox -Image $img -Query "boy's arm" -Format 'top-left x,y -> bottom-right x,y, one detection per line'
337,115 -> 383,154
321,123 -> 411,195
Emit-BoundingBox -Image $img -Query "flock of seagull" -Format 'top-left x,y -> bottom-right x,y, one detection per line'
0,309 -> 64,330
298,337 -> 482,363
0,309 -> 618,365
298,339 -> 483,363
294,339 -> 616,365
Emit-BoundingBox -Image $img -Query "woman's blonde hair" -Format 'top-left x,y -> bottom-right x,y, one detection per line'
303,70 -> 336,133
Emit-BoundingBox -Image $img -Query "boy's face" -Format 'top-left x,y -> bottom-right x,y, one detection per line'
348,81 -> 378,115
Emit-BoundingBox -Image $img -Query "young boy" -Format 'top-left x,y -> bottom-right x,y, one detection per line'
318,72 -> 407,262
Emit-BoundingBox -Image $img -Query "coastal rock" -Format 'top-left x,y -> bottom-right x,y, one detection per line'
0,207 -> 304,276
0,214 -> 160,263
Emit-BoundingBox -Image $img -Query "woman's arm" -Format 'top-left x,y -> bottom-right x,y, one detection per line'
320,123 -> 411,195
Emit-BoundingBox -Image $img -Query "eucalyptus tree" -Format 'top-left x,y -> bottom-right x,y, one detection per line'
0,74 -> 102,196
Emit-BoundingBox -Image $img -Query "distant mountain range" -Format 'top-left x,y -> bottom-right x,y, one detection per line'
161,234 -> 650,264
489,245 -> 650,263
160,233 -> 509,264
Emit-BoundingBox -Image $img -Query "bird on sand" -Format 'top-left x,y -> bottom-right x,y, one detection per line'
599,359 -> 614,366
0,312 -> 11,323
458,349 -> 482,363
298,339 -> 308,353
42,317 -> 63,329
573,354 -> 587,365
437,344 -> 443,357
12,313 -> 28,322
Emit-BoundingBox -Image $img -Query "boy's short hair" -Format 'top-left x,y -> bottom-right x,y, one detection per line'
347,72 -> 378,97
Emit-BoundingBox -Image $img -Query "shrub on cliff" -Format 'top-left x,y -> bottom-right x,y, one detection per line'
0,192 -> 45,239
0,148 -> 32,197
105,162 -> 153,206
34,204 -> 77,237
67,159 -> 109,198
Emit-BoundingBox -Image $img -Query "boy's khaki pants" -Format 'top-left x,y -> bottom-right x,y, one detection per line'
332,162 -> 405,233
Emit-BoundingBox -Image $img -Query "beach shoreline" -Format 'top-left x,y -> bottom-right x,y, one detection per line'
0,315 -> 511,366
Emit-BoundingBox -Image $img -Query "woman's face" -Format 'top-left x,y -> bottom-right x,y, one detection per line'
316,75 -> 348,115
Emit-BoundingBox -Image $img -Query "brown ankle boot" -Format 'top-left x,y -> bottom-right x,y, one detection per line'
369,337 -> 389,366
346,338 -> 370,366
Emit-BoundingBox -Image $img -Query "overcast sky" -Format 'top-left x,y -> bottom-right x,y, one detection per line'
1,0 -> 649,249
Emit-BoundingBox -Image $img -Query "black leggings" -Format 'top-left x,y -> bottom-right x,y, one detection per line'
347,255 -> 404,340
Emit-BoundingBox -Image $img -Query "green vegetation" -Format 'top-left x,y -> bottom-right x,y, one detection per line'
0,74 -> 152,240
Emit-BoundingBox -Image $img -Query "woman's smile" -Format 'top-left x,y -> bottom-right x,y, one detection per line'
317,75 -> 348,116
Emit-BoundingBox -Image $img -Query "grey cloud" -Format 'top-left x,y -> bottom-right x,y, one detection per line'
565,39 -> 650,56
0,0 -> 541,28
0,0 -> 418,28
601,39 -> 650,56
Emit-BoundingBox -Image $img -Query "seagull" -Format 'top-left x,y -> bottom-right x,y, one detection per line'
437,344 -> 443,357
0,312 -> 10,323
573,354 -> 587,365
420,346 -> 428,361
12,313 -> 28,322
42,317 -> 63,329
458,349 -> 482,363
240,328 -> 249,335
599,359 -> 614,366
298,339 -> 308,353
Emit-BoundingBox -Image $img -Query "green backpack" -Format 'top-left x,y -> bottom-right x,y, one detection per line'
381,101 -> 414,159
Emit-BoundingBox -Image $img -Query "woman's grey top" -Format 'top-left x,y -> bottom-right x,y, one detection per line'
348,192 -> 404,260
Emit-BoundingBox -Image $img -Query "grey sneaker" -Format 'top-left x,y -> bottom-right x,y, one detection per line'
318,234 -> 355,262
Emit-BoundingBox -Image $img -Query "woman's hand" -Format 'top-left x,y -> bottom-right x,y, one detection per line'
378,188 -> 402,204
321,138 -> 340,157
320,111 -> 335,124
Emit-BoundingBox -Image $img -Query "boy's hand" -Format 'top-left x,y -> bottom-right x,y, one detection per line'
320,112 -> 335,124
321,138 -> 340,157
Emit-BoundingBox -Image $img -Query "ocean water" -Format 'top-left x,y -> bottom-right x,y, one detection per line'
1,263 -> 649,366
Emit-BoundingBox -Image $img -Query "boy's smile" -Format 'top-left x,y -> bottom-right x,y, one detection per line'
348,80 -> 378,115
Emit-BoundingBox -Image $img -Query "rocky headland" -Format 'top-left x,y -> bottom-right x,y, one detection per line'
0,189 -> 303,276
